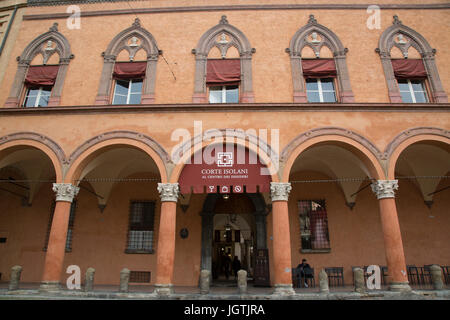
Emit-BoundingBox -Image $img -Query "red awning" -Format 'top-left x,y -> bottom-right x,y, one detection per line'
302,59 -> 337,78
113,61 -> 147,79
25,65 -> 59,86
206,59 -> 241,85
391,59 -> 427,79
178,145 -> 271,194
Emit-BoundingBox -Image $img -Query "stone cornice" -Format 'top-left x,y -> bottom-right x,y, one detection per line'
0,103 -> 449,116
23,3 -> 450,20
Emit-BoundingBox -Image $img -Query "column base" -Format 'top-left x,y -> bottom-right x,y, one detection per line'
39,281 -> 62,293
389,282 -> 412,292
272,284 -> 295,295
154,283 -> 174,296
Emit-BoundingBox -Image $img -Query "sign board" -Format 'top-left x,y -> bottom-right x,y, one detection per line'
179,145 -> 271,194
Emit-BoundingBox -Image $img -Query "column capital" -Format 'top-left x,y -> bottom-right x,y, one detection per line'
371,180 -> 398,199
270,182 -> 292,202
157,183 -> 179,202
52,183 -> 79,202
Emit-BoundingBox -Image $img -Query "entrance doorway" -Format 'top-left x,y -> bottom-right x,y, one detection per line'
212,213 -> 254,282
200,193 -> 270,286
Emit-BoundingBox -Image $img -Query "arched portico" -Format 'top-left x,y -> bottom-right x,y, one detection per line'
0,134 -> 63,284
282,128 -> 411,291
39,132 -> 170,291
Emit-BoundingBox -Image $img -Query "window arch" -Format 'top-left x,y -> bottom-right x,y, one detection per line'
376,15 -> 448,103
192,15 -> 255,103
95,18 -> 160,105
5,23 -> 73,108
287,15 -> 354,103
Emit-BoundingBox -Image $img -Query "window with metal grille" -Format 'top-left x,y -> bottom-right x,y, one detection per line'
129,271 -> 151,283
43,200 -> 77,252
298,200 -> 330,251
126,201 -> 155,253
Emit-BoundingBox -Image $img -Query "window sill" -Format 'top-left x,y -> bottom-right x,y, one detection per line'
125,249 -> 154,254
300,248 -> 331,254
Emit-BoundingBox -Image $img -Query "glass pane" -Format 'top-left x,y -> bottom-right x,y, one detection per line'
209,86 -> 222,103
225,85 -> 239,103
307,91 -> 321,102
411,80 -> 425,92
115,80 -> 130,96
27,88 -> 41,97
397,80 -> 409,92
322,92 -> 337,102
112,94 -> 127,105
23,95 -> 37,107
37,94 -> 49,107
305,79 -> 319,91
129,93 -> 142,104
400,91 -> 414,103
130,80 -> 143,94
320,78 -> 335,91
414,91 -> 428,103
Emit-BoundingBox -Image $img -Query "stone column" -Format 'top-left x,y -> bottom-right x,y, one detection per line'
40,183 -> 79,292
154,183 -> 179,295
371,180 -> 410,292
270,182 -> 295,295
200,212 -> 214,274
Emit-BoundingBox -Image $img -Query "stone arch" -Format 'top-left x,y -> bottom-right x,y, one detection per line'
0,132 -> 65,183
287,14 -> 354,102
384,127 -> 450,180
376,15 -> 448,103
281,127 -> 385,182
170,128 -> 279,183
65,131 -> 170,184
95,18 -> 161,105
192,15 -> 255,103
5,23 -> 74,107
0,133 -> 66,204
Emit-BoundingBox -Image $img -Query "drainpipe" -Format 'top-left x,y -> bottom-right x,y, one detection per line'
0,4 -> 18,56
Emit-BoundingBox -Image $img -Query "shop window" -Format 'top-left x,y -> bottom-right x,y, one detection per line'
126,201 -> 155,253
298,200 -> 331,252
44,200 -> 77,252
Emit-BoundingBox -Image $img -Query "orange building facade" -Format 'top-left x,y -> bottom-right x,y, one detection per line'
0,0 -> 449,294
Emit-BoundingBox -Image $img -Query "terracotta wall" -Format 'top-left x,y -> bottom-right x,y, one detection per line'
1,1 -> 449,105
